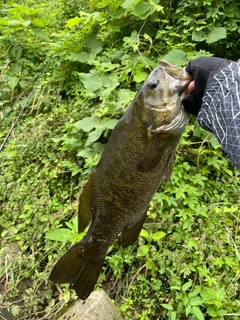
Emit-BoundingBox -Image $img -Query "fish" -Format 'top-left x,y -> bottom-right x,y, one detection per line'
49,60 -> 191,300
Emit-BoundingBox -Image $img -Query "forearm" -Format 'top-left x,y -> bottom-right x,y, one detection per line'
197,62 -> 240,170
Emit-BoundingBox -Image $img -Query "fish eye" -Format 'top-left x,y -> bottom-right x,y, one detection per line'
148,80 -> 159,90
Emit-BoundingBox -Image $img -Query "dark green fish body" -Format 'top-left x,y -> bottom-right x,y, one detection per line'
50,61 -> 191,299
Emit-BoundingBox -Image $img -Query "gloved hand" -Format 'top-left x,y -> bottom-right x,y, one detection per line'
182,56 -> 231,116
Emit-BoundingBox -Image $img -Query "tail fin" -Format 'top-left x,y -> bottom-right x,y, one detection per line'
49,243 -> 105,300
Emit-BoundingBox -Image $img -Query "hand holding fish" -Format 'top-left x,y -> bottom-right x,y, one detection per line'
182,56 -> 240,171
182,56 -> 231,116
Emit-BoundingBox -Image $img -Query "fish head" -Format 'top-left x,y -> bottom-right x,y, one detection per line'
137,60 -> 192,134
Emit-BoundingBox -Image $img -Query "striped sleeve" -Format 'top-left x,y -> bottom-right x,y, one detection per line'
197,62 -> 240,171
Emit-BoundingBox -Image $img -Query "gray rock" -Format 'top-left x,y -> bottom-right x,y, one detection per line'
58,290 -> 124,320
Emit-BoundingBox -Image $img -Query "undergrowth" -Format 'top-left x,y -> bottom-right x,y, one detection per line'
0,0 -> 240,319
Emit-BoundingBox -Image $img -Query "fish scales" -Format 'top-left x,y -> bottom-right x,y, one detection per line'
49,60 -> 191,300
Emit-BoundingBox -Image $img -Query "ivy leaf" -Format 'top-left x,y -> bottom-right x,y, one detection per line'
122,0 -> 161,20
85,127 -> 104,146
78,70 -> 102,94
133,68 -> 148,83
87,35 -> 103,55
74,117 -> 98,132
132,1 -> 154,19
117,89 -> 136,107
206,27 -> 226,43
192,30 -> 206,42
163,49 -> 187,66
99,118 -> 118,129
68,52 -> 89,63
121,0 -> 136,9
102,73 -> 119,90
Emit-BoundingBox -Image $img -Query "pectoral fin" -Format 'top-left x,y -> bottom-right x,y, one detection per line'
121,213 -> 146,248
137,137 -> 164,173
78,170 -> 96,233
162,153 -> 174,182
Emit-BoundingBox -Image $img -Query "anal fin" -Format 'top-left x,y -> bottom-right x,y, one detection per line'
121,213 -> 146,248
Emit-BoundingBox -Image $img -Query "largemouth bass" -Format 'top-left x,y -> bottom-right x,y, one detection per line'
50,61 -> 191,300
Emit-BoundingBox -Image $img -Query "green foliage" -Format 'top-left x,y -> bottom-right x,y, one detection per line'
0,0 -> 240,319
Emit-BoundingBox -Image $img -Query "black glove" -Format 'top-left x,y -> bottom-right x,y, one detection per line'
182,56 -> 231,116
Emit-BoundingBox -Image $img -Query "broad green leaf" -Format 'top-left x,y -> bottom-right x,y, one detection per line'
102,73 -> 119,89
206,27 -> 226,43
31,18 -> 45,28
9,19 -> 22,26
186,305 -> 191,316
133,69 -> 148,83
8,77 -> 19,90
74,117 -> 98,132
149,0 -> 164,13
137,244 -> 149,256
13,46 -> 22,60
117,89 -> 136,107
68,52 -> 89,63
191,307 -> 204,320
66,16 -> 82,28
87,35 -> 103,55
201,287 -> 217,303
100,118 -> 118,130
11,305 -> 19,317
33,28 -> 50,40
77,148 -> 97,158
192,30 -> 206,42
22,20 -> 31,27
85,127 -> 104,146
190,299 -> 203,306
182,280 -> 192,291
46,228 -> 72,242
152,231 -> 166,241
146,257 -> 155,270
187,238 -> 198,250
139,228 -> 150,239
93,142 -> 105,153
132,1 -> 157,20
170,311 -> 177,320
160,304 -> 174,310
0,18 -> 9,25
163,49 -> 187,66
121,0 -> 136,9
123,31 -> 139,47
78,70 -> 102,94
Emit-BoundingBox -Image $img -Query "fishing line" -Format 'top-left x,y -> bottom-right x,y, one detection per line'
0,57 -> 52,153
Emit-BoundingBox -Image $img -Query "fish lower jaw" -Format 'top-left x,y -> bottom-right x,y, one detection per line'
149,110 -> 189,133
